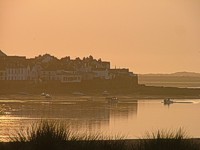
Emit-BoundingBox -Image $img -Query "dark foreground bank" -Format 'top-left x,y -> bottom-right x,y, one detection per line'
0,139 -> 200,150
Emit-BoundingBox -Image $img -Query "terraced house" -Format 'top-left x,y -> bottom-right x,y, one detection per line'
0,50 -> 138,86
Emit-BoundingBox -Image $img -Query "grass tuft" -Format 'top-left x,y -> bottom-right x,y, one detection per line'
10,120 -> 127,150
9,123 -> 200,150
135,128 -> 199,150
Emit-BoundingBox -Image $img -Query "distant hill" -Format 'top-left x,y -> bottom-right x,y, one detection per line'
139,72 -> 200,88
140,72 -> 200,77
170,72 -> 200,77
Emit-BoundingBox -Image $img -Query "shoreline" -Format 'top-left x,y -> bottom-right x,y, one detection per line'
0,93 -> 200,100
0,94 -> 200,100
1,84 -> 200,100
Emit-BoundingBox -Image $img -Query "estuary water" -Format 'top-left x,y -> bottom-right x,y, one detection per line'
0,97 -> 200,141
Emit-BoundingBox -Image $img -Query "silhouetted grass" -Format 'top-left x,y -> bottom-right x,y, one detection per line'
10,120 -> 127,150
134,128 -> 200,150
10,121 -> 75,150
6,122 -> 200,150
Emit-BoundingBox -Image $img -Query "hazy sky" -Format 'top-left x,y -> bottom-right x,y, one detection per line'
0,0 -> 200,73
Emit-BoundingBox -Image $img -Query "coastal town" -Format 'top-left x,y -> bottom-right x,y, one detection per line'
0,50 -> 138,87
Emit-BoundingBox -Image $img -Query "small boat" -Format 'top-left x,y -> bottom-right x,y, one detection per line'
45,94 -> 52,99
106,96 -> 118,103
163,98 -> 173,105
41,92 -> 46,96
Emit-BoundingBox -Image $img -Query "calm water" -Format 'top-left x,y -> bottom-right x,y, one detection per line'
0,97 -> 200,141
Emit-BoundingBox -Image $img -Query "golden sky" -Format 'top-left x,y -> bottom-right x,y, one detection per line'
0,0 -> 200,73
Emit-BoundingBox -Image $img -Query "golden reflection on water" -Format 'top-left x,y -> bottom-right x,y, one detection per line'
0,98 -> 200,142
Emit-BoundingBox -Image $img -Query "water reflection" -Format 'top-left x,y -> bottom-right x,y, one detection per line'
0,98 -> 138,141
1,98 -> 200,142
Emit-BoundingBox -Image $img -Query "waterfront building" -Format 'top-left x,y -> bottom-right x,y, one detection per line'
0,56 -> 31,81
92,68 -> 110,80
59,71 -> 82,83
0,70 -> 6,80
0,50 -> 138,86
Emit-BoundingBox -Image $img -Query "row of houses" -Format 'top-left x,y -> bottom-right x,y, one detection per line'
0,50 -> 138,85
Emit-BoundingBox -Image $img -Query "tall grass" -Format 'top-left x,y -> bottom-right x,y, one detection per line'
10,120 -> 127,150
134,128 -> 200,150
11,121 -> 76,150
9,122 -> 200,150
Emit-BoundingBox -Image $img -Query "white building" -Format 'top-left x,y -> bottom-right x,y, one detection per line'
59,71 -> 82,83
5,66 -> 31,80
40,70 -> 58,81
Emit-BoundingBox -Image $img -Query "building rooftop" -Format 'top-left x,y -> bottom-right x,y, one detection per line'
0,50 -> 7,57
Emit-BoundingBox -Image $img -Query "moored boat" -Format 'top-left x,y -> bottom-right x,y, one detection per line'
45,94 -> 52,99
163,98 -> 173,105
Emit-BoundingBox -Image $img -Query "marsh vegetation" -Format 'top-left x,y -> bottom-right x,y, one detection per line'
0,121 -> 198,150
